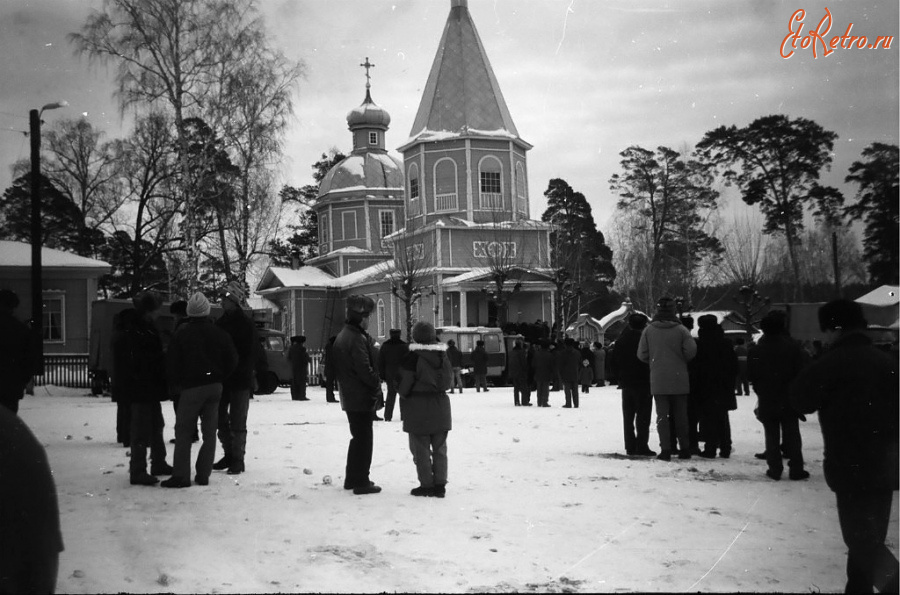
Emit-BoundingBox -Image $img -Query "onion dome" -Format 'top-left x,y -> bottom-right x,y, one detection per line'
317,152 -> 403,198
346,89 -> 391,130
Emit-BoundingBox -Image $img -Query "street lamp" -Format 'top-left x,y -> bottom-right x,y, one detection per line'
30,101 -> 67,375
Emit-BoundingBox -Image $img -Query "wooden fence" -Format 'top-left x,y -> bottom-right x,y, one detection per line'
34,354 -> 91,389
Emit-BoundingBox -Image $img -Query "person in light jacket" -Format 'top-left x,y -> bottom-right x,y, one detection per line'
398,321 -> 454,498
637,297 -> 697,461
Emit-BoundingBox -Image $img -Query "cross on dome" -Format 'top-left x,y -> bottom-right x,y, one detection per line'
360,57 -> 375,89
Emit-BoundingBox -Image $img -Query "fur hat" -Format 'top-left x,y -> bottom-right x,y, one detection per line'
186,292 -> 211,318
346,295 -> 375,316
697,314 -> 719,330
132,291 -> 163,313
818,299 -> 867,332
222,281 -> 247,307
628,313 -> 648,330
760,311 -> 785,335
389,329 -> 401,338
412,321 -> 437,344
656,297 -> 676,316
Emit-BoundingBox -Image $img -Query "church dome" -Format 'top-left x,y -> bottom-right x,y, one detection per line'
346,90 -> 391,129
318,152 -> 403,198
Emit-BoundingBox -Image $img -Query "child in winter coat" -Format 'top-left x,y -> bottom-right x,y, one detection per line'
398,321 -> 454,498
579,359 -> 594,393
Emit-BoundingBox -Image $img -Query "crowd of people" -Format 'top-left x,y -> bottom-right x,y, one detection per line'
0,285 -> 896,593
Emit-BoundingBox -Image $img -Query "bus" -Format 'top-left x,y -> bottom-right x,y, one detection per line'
435,326 -> 518,386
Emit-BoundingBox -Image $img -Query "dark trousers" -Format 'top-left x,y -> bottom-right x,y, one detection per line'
762,412 -> 804,475
129,401 -> 167,475
217,387 -> 251,464
344,410 -> 374,489
701,400 -> 733,454
513,378 -> 531,405
325,377 -> 337,402
116,398 -> 131,445
408,432 -> 448,488
735,362 -> 749,395
621,384 -> 652,454
835,490 -> 899,594
563,380 -> 579,407
535,381 -> 550,406
384,378 -> 399,421
290,376 -> 308,400
173,383 -> 221,482
655,394 -> 689,454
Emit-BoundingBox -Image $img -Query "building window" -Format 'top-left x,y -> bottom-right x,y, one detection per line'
320,213 -> 329,246
408,163 -> 420,215
341,211 -> 358,240
434,158 -> 458,212
379,210 -> 395,239
479,156 -> 503,209
377,299 -> 386,337
515,162 -> 528,213
43,294 -> 64,342
369,131 -> 378,145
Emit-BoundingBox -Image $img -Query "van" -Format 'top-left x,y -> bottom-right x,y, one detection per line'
435,326 -> 510,386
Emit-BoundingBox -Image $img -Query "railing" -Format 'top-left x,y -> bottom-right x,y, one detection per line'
34,353 -> 91,388
435,193 -> 458,212
480,192 -> 503,209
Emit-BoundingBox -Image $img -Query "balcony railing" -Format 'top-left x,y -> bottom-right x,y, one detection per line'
480,192 -> 503,209
435,193 -> 458,212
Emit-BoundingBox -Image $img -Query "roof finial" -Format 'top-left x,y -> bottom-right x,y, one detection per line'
360,57 -> 375,91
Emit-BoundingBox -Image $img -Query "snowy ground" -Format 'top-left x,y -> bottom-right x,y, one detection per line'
18,383 -> 899,594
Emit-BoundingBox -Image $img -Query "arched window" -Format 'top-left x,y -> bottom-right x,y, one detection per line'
433,158 -> 458,212
478,156 -> 503,210
515,162 -> 528,214
377,299 -> 386,337
408,163 -> 420,215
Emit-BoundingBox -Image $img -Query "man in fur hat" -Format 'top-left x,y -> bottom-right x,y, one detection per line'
333,295 -> 384,495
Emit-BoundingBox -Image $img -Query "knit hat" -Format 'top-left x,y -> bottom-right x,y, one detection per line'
186,292 -> 211,318
222,281 -> 247,307
656,297 -> 676,316
412,321 -> 437,344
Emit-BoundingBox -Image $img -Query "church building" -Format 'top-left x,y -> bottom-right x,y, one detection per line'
256,0 -> 557,349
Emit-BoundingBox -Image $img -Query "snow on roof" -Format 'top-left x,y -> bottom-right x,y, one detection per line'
0,240 -> 111,270
265,266 -> 337,288
855,285 -> 900,307
442,268 -> 492,284
327,246 -> 374,255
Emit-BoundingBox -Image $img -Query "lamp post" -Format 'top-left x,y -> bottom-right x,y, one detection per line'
29,101 -> 67,375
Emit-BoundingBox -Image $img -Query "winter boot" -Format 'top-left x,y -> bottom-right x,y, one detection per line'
213,454 -> 232,471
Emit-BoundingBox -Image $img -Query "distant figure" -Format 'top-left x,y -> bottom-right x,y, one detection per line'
560,338 -> 582,408
323,336 -> 338,402
446,339 -> 464,393
162,292 -> 238,489
111,291 -> 172,485
613,313 -> 654,456
377,329 -> 408,421
637,297 -> 697,461
531,340 -> 555,407
691,315 -> 738,459
398,321 -> 454,498
579,358 -> 594,394
792,299 -> 899,594
592,341 -> 606,387
166,299 -> 197,444
507,338 -> 531,406
733,337 -> 750,395
289,336 -> 310,401
472,340 -> 489,392
333,295 -> 384,495
749,311 -> 809,481
0,406 -> 64,593
214,281 -> 259,476
0,289 -> 36,414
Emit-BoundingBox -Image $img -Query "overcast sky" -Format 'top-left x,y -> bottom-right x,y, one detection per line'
1,0 -> 897,231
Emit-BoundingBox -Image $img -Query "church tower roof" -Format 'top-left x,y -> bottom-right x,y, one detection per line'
402,0 -> 528,149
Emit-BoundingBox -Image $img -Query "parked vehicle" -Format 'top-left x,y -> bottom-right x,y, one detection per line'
88,298 -> 290,396
435,326 -> 513,386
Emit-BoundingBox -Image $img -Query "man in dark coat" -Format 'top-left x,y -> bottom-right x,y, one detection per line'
333,295 -> 384,495
111,291 -> 172,485
791,299 -> 899,594
733,337 -> 750,395
0,407 -> 64,593
691,315 -> 738,459
612,313 -> 655,456
446,339 -> 464,393
560,338 -> 582,408
213,281 -> 260,476
323,336 -> 338,402
377,329 -> 408,421
289,335 -> 310,401
162,292 -> 238,488
749,311 -> 809,480
507,339 -> 531,406
472,340 -> 489,392
0,289 -> 36,414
